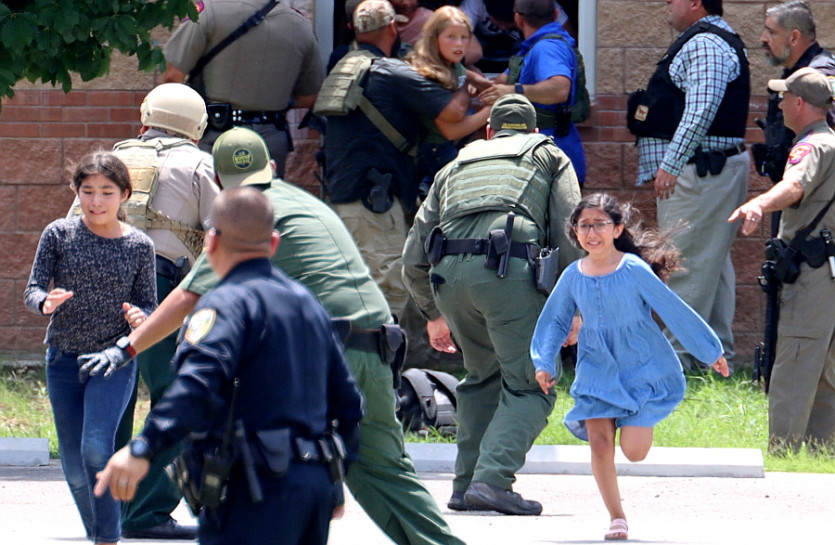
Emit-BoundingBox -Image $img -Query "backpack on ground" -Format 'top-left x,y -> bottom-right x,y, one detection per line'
396,368 -> 459,437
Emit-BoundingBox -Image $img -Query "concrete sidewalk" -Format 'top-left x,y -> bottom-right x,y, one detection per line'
1,460 -> 833,544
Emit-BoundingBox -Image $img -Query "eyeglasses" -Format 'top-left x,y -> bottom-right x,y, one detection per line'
574,221 -> 615,234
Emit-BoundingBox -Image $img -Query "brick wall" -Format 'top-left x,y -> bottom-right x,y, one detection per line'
572,0 -> 835,367
2,0 -> 835,365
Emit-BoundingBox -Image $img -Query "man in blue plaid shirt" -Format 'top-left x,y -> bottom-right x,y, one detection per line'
628,0 -> 750,370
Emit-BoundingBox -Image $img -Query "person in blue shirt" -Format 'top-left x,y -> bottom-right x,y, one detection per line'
93,187 -> 363,545
531,193 -> 729,541
477,0 -> 586,184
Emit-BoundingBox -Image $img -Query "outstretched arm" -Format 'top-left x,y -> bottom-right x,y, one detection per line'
128,288 -> 200,354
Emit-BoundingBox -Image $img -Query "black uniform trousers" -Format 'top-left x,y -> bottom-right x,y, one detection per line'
198,461 -> 335,545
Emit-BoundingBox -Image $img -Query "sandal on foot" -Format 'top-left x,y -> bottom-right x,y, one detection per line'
604,518 -> 628,541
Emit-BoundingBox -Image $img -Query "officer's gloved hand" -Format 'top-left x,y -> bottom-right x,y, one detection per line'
77,345 -> 131,382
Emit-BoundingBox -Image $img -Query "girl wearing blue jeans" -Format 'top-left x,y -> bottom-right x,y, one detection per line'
24,151 -> 156,544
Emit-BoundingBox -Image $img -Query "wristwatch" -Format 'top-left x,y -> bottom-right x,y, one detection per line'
129,436 -> 152,460
116,336 -> 137,358
515,83 -> 524,95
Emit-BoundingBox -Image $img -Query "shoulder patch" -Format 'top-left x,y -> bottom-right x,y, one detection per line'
184,308 -> 216,344
788,142 -> 813,165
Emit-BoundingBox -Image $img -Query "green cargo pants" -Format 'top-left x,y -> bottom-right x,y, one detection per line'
344,348 -> 464,545
432,256 -> 556,492
115,274 -> 183,531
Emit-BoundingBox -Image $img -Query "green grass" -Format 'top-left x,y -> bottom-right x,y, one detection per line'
406,368 -> 835,473
3,365 -> 832,472
0,367 -> 57,457
0,366 -> 150,459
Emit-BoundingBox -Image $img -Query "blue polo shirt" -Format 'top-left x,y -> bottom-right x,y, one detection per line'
514,21 -> 586,183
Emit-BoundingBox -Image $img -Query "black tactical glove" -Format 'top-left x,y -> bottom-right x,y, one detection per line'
77,344 -> 132,382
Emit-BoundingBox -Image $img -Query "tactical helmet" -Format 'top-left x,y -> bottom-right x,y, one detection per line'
139,83 -> 208,141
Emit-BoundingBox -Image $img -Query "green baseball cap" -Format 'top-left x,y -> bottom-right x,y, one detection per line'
489,94 -> 537,132
211,127 -> 273,188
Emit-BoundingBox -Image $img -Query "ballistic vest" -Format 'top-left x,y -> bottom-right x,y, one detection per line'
70,138 -> 206,260
313,46 -> 377,117
314,45 -> 415,156
635,21 -> 749,139
439,133 -> 553,236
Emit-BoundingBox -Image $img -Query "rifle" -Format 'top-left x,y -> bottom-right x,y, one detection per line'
754,211 -> 782,392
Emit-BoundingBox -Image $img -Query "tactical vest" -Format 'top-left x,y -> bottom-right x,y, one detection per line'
69,137 -> 206,261
313,47 -> 378,117
314,45 -> 415,156
439,133 -> 554,236
507,33 -> 590,125
628,21 -> 749,139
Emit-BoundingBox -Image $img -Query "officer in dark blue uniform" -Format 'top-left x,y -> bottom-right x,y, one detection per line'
93,187 -> 363,545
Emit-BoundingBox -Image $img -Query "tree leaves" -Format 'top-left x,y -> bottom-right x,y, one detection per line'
0,0 -> 194,104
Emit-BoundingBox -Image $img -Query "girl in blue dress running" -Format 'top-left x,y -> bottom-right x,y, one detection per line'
531,193 -> 729,541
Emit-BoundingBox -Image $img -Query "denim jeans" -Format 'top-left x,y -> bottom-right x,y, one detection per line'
46,347 -> 136,543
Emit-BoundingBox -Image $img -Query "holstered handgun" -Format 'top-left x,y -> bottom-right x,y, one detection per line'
486,212 -> 515,277
424,226 -> 447,266
533,246 -> 560,295
553,105 -> 572,137
319,431 -> 348,508
362,168 -> 394,213
691,146 -> 727,177
380,323 -> 406,389
165,448 -> 204,516
765,238 -> 801,285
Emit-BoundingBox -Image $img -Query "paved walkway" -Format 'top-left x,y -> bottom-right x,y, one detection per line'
1,461 -> 833,544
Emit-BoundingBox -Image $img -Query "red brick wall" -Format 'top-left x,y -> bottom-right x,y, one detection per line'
0,86 -> 771,365
9,0 -> 833,364
0,89 -> 323,358
576,93 -> 773,366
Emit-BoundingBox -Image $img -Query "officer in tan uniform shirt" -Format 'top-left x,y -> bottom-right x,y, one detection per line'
162,0 -> 324,177
115,83 -> 219,540
730,67 -> 835,455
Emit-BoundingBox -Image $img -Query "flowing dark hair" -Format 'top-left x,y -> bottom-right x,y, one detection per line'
70,151 -> 132,221
566,193 -> 684,282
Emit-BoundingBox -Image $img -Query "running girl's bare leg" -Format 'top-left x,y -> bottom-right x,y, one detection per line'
586,418 -> 625,521
619,425 -> 654,462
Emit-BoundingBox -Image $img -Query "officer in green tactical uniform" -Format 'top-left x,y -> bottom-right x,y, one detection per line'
402,94 -> 581,515
70,83 -> 219,540
81,127 -> 466,545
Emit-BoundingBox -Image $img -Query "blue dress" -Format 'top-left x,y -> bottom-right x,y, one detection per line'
530,253 -> 722,441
